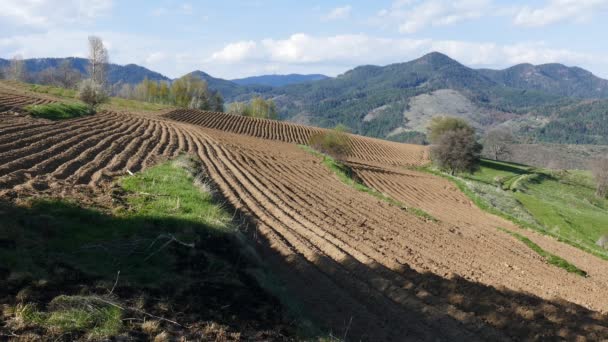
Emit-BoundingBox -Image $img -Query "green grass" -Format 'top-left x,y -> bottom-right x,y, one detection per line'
0,157 -> 234,285
0,156 -> 332,340
497,228 -> 588,277
25,102 -> 92,120
299,145 -> 437,222
16,296 -> 123,339
107,96 -> 172,112
422,159 -> 608,261
29,84 -> 78,98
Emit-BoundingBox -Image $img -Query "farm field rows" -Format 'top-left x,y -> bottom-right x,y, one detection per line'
1,84 -> 608,340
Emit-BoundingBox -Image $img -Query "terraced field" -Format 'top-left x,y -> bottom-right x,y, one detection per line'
2,84 -> 608,341
0,83 -> 56,111
164,109 -> 429,167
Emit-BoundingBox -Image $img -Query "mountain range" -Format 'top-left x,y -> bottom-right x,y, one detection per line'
2,53 -> 608,145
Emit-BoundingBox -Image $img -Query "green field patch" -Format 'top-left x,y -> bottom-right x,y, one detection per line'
423,159 -> 608,261
25,102 -> 92,120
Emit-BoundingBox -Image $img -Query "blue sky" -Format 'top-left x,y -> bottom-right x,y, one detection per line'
1,0 -> 608,79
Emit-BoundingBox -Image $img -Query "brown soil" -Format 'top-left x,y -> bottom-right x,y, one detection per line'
1,83 -> 608,341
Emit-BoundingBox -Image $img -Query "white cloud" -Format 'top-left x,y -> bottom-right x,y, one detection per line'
376,0 -> 490,33
0,0 -> 113,28
323,5 -> 352,20
210,41 -> 258,63
204,33 -> 608,78
2,29 -> 607,79
513,0 -> 608,27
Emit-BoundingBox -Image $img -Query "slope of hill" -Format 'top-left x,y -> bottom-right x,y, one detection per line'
2,82 -> 608,340
5,53 -> 608,145
479,63 -> 608,98
231,74 -> 329,87
0,57 -> 170,85
186,70 -> 273,100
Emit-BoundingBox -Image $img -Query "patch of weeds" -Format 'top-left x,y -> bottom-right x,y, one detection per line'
25,102 -> 92,120
300,145 -> 437,222
46,296 -> 122,338
497,228 -> 588,277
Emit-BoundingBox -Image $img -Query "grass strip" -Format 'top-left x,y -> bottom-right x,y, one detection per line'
497,228 -> 588,277
421,165 -> 608,262
25,102 -> 92,120
299,145 -> 437,222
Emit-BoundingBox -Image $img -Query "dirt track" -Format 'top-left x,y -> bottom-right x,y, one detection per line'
1,86 -> 608,341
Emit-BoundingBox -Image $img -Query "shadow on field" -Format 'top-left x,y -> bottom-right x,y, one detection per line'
479,159 -> 530,175
3,198 -> 608,341
249,224 -> 608,341
0,199 -> 294,341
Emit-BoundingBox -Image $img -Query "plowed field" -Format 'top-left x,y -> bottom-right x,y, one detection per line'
1,87 -> 608,341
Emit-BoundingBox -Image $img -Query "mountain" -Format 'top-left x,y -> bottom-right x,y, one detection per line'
4,52 -> 608,145
0,57 -> 170,85
224,52 -> 607,145
186,70 -> 273,100
478,63 -> 608,99
254,52 -> 562,141
231,74 -> 329,87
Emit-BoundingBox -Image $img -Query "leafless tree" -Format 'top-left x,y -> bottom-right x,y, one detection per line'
87,36 -> 109,86
591,157 -> 608,198
56,60 -> 82,88
483,128 -> 515,161
8,54 -> 26,81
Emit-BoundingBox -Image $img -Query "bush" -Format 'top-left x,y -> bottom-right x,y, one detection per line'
431,128 -> 482,175
308,126 -> 351,160
78,79 -> 108,111
427,116 -> 475,143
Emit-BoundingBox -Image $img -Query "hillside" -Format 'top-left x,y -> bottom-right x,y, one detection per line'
479,63 -> 608,98
0,57 -> 170,85
5,53 -> 608,145
2,82 -> 608,340
231,73 -> 328,87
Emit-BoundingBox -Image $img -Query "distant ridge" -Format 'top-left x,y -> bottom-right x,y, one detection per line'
231,74 -> 329,87
4,52 -> 608,145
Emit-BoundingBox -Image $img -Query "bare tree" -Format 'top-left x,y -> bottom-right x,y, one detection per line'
79,37 -> 109,111
8,54 -> 26,81
591,157 -> 608,198
56,59 -> 82,88
87,36 -> 109,86
483,128 -> 515,161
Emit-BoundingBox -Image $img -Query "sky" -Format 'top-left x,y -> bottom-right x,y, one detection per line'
1,0 -> 608,79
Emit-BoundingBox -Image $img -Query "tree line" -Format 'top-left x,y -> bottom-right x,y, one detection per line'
116,76 -> 224,112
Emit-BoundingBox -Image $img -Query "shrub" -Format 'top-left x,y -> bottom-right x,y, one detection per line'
427,116 -> 475,143
431,128 -> 482,175
308,126 -> 351,160
78,79 -> 108,111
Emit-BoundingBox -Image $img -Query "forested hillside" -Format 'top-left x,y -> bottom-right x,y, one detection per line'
4,52 -> 608,145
